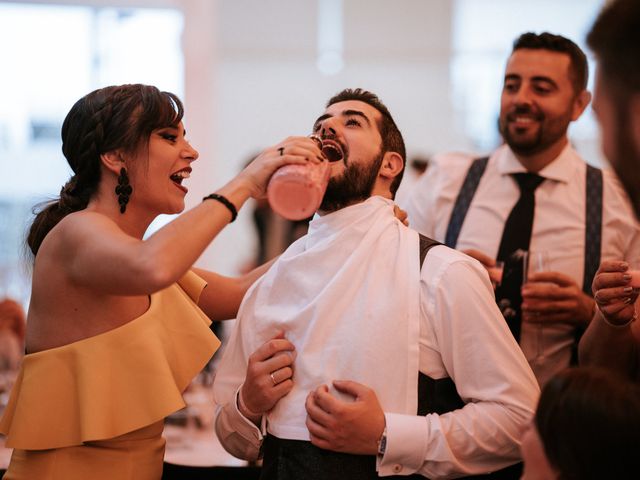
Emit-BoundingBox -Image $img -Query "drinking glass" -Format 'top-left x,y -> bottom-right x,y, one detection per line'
524,251 -> 549,361
267,135 -> 330,220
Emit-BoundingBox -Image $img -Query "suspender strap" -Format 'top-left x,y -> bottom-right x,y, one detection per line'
444,157 -> 489,248
419,233 -> 441,268
572,164 -> 603,366
445,158 -> 603,295
418,235 -> 465,416
583,164 -> 603,295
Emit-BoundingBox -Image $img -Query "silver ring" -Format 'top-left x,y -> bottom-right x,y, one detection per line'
270,372 -> 277,386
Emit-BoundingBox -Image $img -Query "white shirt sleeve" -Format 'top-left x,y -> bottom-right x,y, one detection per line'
378,248 -> 540,478
401,152 -> 475,240
213,309 -> 268,461
214,386 -> 267,461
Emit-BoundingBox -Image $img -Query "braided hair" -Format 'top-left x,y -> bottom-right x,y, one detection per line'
27,84 -> 184,256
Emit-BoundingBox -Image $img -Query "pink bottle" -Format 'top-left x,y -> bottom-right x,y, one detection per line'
267,137 -> 330,221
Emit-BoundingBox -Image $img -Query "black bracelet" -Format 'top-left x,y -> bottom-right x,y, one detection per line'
203,193 -> 238,222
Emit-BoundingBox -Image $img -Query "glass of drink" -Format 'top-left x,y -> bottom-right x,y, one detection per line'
524,251 -> 550,361
267,135 -> 330,220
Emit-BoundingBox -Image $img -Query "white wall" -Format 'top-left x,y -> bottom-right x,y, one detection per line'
1,0 -> 606,277
185,0 -> 463,274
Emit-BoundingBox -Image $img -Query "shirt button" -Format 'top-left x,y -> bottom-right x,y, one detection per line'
392,464 -> 403,473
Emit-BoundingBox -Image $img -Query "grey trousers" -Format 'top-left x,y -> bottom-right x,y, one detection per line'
259,435 -> 522,480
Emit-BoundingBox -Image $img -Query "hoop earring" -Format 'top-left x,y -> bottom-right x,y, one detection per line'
115,167 -> 133,214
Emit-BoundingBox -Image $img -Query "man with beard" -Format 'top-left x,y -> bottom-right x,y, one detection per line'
213,88 -> 539,479
403,32 -> 640,388
579,0 -> 640,382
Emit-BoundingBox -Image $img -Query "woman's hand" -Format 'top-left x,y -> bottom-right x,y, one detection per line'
238,137 -> 325,199
592,260 -> 638,326
393,205 -> 409,226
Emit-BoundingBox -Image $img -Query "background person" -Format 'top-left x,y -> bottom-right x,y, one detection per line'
577,0 -> 640,382
402,32 -> 640,387
520,366 -> 640,480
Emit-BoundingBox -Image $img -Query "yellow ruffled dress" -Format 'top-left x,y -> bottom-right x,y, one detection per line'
0,271 -> 220,479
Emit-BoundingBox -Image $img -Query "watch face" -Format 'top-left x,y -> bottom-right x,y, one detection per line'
377,428 -> 387,456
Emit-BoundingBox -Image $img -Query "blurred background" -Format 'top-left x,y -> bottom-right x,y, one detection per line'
0,0 -> 606,312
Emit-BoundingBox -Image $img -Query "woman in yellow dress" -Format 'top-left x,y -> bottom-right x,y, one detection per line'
0,84 -> 316,479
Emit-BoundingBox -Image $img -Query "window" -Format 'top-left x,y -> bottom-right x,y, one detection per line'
0,3 -> 183,307
451,0 -> 604,156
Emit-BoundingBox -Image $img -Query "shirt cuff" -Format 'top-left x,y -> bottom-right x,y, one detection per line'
234,386 -> 267,436
214,386 -> 265,460
377,412 -> 429,476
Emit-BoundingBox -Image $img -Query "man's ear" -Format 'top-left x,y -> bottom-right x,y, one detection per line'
100,150 -> 125,176
378,151 -> 404,180
571,89 -> 592,121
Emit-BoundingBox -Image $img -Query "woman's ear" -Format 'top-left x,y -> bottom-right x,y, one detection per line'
378,151 -> 404,180
100,150 -> 125,175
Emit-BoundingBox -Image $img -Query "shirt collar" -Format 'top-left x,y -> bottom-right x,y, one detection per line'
495,143 -> 580,184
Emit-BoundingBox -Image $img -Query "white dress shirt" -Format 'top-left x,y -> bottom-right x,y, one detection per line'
214,197 -> 539,478
402,143 -> 640,387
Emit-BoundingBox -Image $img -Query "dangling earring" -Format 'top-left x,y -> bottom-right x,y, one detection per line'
115,167 -> 133,214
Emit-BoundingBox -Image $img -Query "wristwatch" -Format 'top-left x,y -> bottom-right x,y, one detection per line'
377,427 -> 387,456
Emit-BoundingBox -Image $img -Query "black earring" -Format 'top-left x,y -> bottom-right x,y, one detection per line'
115,167 -> 132,214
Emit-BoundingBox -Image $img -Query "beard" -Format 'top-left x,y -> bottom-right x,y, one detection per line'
320,151 -> 384,212
499,104 -> 572,156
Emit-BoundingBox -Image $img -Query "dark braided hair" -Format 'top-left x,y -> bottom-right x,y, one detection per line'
27,84 -> 184,256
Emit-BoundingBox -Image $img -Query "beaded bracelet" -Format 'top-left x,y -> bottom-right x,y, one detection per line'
203,193 -> 238,222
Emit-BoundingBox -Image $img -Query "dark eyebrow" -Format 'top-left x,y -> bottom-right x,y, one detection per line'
312,109 -> 372,130
342,109 -> 371,125
504,74 -> 521,82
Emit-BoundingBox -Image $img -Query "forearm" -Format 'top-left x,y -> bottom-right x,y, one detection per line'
579,310 -> 638,379
146,178 -> 252,278
380,400 -> 529,478
194,257 -> 276,321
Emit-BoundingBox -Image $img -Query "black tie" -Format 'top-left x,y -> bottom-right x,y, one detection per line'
495,172 -> 545,341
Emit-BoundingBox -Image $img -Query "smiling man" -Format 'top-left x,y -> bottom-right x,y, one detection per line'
213,89 -> 539,479
403,32 -> 640,389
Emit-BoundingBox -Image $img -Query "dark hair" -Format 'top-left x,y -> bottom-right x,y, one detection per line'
326,88 -> 406,197
27,84 -> 184,256
513,32 -> 589,94
587,0 -> 640,97
535,367 -> 640,480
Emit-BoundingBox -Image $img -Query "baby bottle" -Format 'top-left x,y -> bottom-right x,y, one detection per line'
267,135 -> 330,221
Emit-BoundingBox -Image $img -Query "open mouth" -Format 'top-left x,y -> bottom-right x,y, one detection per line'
170,167 -> 191,187
321,140 -> 345,163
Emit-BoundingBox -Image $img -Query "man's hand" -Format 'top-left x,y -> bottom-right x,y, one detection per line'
462,249 -> 502,288
592,260 -> 638,326
521,271 -> 594,326
239,332 -> 296,423
305,380 -> 385,455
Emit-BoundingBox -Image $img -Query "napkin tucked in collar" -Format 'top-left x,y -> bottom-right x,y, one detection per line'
219,196 -> 421,441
